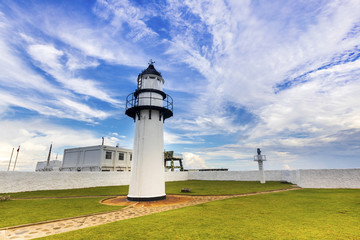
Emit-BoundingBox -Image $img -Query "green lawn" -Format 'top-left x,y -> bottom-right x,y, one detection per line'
3,185 -> 130,198
0,181 -> 294,229
0,198 -> 125,228
3,181 -> 294,199
41,189 -> 360,240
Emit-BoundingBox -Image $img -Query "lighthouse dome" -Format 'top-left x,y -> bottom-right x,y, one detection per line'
141,63 -> 162,77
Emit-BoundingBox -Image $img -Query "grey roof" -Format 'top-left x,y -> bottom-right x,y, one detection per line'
141,64 -> 162,77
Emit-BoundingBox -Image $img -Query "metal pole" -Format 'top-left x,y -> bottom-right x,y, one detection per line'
47,143 -> 52,167
7,148 -> 14,171
258,160 -> 265,184
13,146 -> 20,171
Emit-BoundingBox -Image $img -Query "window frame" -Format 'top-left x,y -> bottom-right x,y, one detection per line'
105,151 -> 112,160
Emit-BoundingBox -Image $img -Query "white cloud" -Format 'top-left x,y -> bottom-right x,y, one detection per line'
26,43 -> 120,106
164,131 -> 196,145
182,152 -> 208,169
33,5 -> 149,68
94,0 -> 158,41
168,114 -> 245,137
66,54 -> 99,70
27,44 -> 64,71
0,119 -> 102,171
283,164 -> 291,170
0,11 -> 120,122
0,36 -> 62,96
59,98 -> 109,120
200,150 -> 251,160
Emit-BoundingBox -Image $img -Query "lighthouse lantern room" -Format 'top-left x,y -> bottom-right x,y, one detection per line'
125,60 -> 173,201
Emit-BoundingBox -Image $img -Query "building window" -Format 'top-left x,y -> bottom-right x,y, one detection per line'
118,152 -> 124,160
105,151 -> 112,159
130,154 -> 132,161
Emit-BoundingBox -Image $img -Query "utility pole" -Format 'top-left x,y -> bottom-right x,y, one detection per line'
13,146 -> 20,171
7,148 -> 14,171
46,143 -> 53,168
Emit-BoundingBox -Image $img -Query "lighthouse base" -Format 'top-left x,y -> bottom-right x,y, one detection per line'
127,195 -> 166,202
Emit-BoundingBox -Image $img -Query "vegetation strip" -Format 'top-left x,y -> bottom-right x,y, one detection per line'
0,197 -> 126,229
11,195 -> 122,200
0,205 -> 134,231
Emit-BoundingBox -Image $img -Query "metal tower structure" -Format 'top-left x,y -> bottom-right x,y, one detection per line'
254,148 -> 266,184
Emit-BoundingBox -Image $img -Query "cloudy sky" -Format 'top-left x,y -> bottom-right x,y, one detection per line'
0,0 -> 359,171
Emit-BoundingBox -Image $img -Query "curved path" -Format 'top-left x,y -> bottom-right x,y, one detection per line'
0,188 -> 299,240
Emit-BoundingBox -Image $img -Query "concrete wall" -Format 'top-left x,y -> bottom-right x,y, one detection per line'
188,170 -> 284,181
0,172 -> 131,193
165,171 -> 188,182
1,169 -> 359,193
0,171 -> 189,193
296,169 -> 360,188
188,169 -> 360,188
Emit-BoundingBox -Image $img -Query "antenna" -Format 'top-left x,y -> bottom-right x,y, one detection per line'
7,148 -> 14,171
47,143 -> 52,167
148,59 -> 155,65
13,145 -> 20,171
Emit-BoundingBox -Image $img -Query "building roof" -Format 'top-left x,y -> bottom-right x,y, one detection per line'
141,63 -> 162,77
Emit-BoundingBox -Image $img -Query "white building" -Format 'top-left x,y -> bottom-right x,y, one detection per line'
35,160 -> 62,172
61,145 -> 132,172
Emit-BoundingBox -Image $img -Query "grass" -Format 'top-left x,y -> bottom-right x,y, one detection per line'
0,181 -> 294,229
0,198 -> 125,228
41,189 -> 360,240
3,185 -> 130,198
3,181 -> 294,198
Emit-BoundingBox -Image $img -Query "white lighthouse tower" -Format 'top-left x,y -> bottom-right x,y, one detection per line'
125,60 -> 173,201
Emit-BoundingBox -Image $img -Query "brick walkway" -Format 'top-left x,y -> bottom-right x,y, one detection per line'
0,188 -> 299,240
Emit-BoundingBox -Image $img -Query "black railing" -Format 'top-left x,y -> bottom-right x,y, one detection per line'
125,90 -> 173,120
126,92 -> 173,112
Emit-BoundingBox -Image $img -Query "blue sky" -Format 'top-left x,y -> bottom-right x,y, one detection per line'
1,0 -> 360,171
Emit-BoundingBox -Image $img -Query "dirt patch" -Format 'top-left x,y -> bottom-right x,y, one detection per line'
101,195 -> 195,207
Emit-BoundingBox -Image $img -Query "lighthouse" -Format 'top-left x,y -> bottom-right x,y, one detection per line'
125,60 -> 173,201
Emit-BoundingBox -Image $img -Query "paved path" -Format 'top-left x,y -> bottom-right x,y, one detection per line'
0,188 -> 299,240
